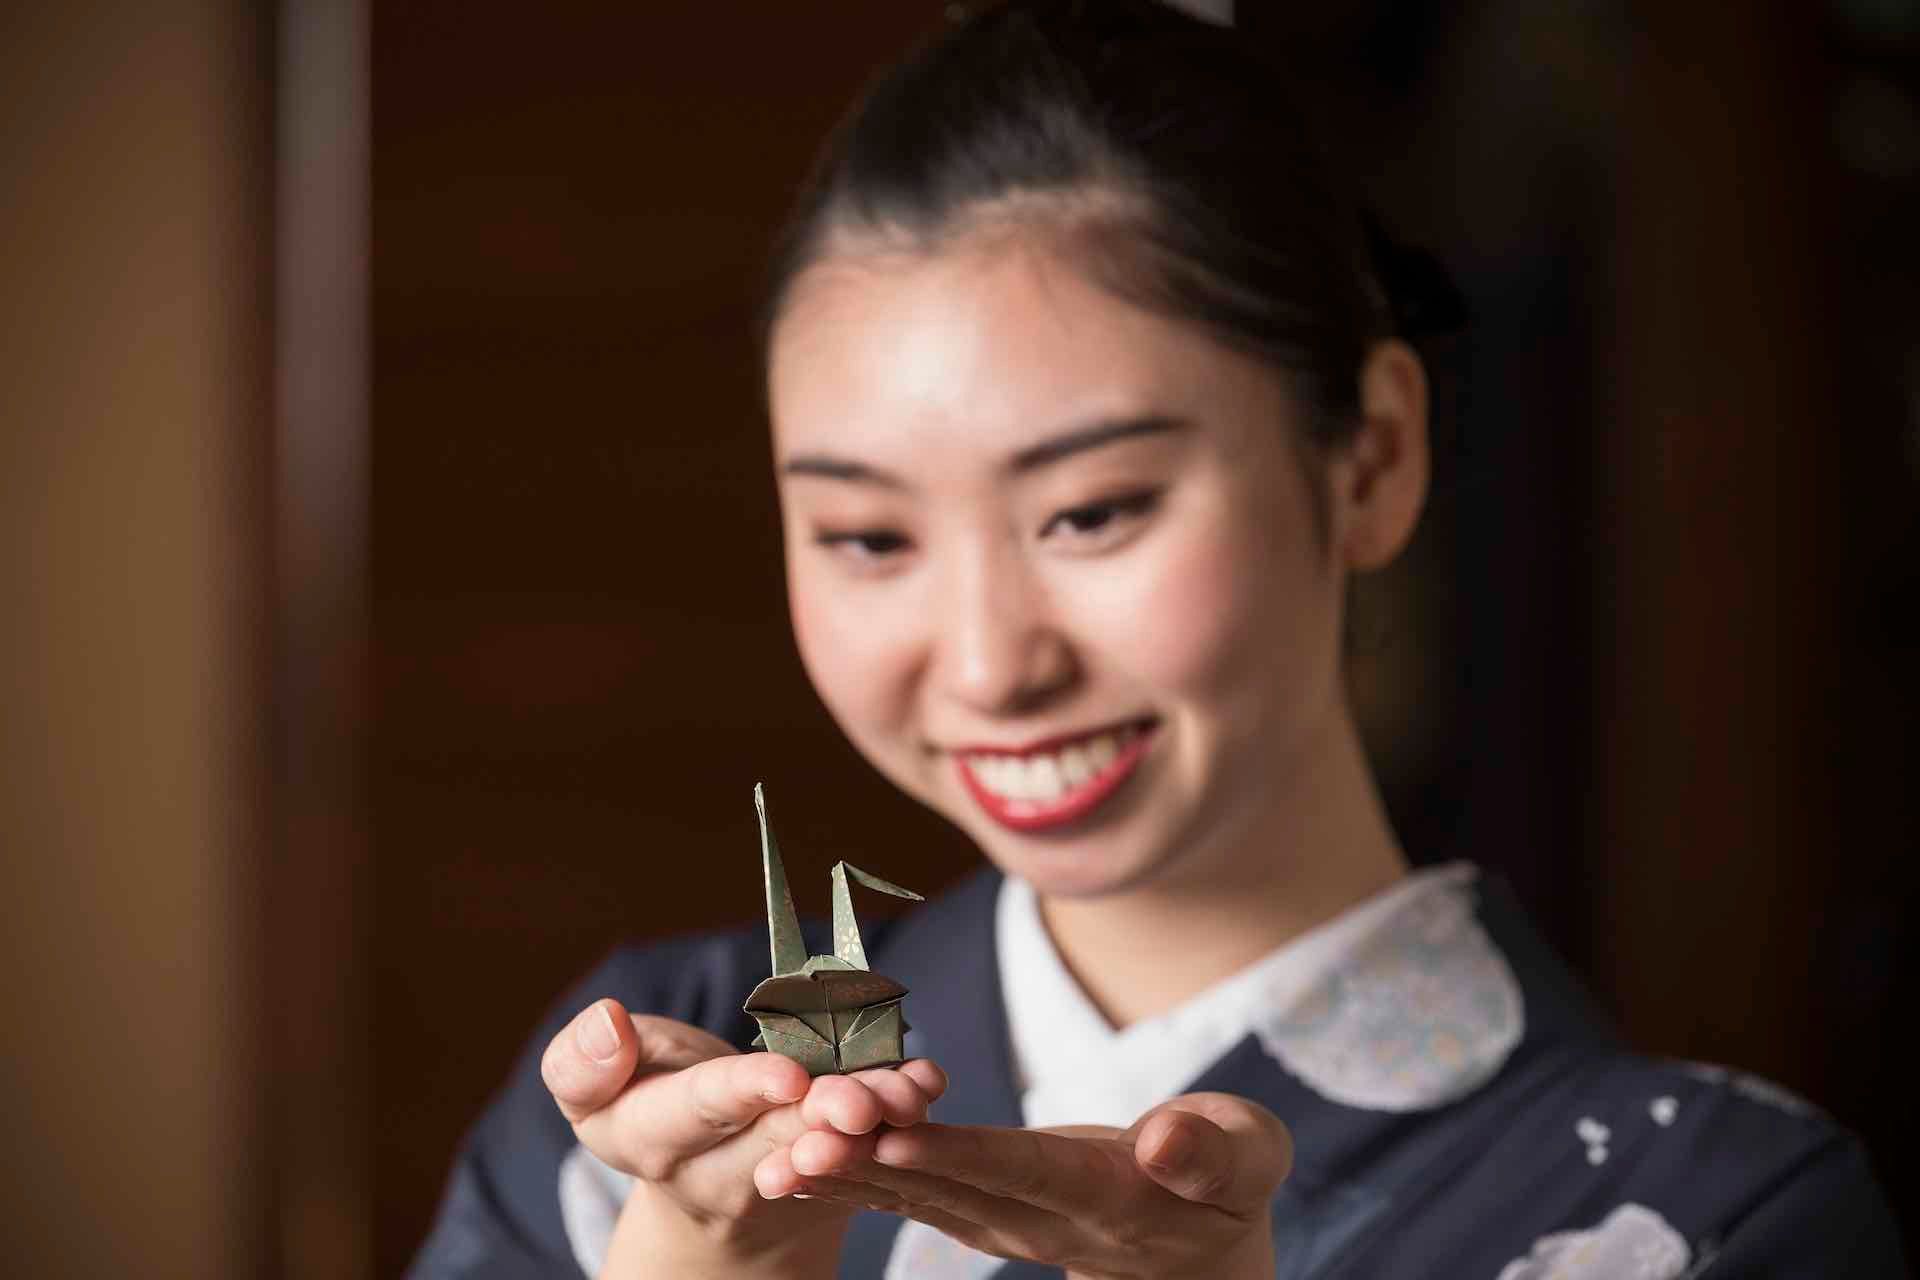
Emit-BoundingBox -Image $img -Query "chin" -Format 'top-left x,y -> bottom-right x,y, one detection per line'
958,813 -> 1175,901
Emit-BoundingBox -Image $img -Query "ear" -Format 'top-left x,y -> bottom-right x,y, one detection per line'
1329,339 -> 1429,572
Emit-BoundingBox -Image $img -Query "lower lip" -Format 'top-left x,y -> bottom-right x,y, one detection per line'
955,726 -> 1156,834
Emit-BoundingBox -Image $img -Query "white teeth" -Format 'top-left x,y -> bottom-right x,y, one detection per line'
1060,746 -> 1092,786
965,725 -> 1142,803
1013,757 -> 1044,800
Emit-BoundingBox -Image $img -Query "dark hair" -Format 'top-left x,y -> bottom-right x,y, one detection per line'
762,0 -> 1462,449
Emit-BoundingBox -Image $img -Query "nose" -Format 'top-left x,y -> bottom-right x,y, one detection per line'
932,535 -> 1077,717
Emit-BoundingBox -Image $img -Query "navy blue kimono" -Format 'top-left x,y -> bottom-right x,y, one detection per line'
409,869 -> 1910,1277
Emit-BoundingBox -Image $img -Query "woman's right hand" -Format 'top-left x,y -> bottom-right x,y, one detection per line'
540,997 -> 947,1280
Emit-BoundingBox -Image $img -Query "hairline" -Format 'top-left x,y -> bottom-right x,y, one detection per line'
766,187 -> 1345,553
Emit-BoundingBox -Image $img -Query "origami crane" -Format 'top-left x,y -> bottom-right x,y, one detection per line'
743,784 -> 924,1075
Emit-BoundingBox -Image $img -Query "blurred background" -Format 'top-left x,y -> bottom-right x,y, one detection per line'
4,0 -> 1916,1275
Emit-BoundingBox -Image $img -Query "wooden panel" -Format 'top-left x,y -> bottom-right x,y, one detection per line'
274,1 -> 372,1276
1605,4 -> 1838,1082
0,2 -> 271,1274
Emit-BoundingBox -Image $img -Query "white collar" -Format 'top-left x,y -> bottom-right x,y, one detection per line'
995,861 -> 1522,1127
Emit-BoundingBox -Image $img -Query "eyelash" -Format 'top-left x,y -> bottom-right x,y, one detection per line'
812,488 -> 1163,567
1038,488 -> 1162,542
813,529 -> 910,561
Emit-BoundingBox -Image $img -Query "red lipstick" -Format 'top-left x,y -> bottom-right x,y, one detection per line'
954,721 -> 1156,834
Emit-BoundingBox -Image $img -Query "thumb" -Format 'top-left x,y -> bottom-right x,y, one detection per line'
1131,1093 -> 1294,1216
540,999 -> 731,1125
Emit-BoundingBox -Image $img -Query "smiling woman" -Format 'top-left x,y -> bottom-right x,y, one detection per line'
406,3 -> 1908,1278
769,240 -> 1425,950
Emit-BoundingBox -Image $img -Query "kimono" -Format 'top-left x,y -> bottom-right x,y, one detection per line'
408,866 -> 1910,1278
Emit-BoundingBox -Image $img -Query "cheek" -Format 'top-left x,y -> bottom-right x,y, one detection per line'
786,556 -> 917,744
1122,524 -> 1249,693
1072,503 -> 1332,714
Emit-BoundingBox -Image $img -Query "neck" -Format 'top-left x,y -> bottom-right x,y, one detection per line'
1037,704 -> 1407,1028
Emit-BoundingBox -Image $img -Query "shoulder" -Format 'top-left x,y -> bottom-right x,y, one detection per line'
1443,1042 -> 1909,1276
1362,875 -> 1910,1275
1538,1051 -> 1844,1195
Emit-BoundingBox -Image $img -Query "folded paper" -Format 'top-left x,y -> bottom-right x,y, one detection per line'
744,784 -> 924,1075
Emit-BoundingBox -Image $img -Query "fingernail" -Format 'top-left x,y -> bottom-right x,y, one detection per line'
577,1002 -> 621,1063
762,1072 -> 805,1104
1147,1124 -> 1192,1172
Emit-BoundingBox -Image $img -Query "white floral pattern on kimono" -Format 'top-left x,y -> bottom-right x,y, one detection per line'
1495,1203 -> 1691,1280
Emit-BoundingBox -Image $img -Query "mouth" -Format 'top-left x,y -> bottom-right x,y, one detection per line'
952,718 -> 1157,834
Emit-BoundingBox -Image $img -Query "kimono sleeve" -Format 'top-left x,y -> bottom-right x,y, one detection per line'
405,931 -> 766,1278
1702,1133 -> 1912,1277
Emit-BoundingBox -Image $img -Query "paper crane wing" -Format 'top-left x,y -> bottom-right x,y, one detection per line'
830,861 -> 925,969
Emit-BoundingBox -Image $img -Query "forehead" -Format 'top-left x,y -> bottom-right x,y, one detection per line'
767,235 -> 1278,465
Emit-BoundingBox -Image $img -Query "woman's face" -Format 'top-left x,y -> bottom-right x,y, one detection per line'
768,235 -> 1355,901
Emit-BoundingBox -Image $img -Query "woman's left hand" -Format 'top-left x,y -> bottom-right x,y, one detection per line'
753,1091 -> 1293,1280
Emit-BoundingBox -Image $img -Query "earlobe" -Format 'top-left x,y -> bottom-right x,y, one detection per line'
1339,339 -> 1430,572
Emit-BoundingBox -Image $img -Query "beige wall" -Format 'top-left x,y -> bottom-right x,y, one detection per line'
1,3 -> 267,1274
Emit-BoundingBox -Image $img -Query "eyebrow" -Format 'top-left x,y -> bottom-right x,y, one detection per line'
1007,413 -> 1188,472
779,413 -> 1188,489
779,453 -> 909,489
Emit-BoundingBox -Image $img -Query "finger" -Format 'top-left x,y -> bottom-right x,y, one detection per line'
670,1091 -> 861,1208
626,1013 -> 740,1068
542,1004 -> 743,1125
895,1058 -> 949,1104
753,1141 -> 805,1200
1133,1093 -> 1293,1216
792,1174 -> 911,1213
870,1123 -> 1133,1219
791,1176 -> 995,1256
580,1050 -> 810,1177
818,1160 -> 1072,1261
847,1067 -> 931,1128
789,1126 -> 879,1179
800,1073 -> 886,1135
541,999 -> 643,1125
755,1128 -> 875,1199
1134,1110 -> 1236,1209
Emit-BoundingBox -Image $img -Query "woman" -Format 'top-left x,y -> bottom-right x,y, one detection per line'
410,3 -> 1907,1276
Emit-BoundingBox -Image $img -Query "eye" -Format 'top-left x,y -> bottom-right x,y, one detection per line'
814,528 -> 913,565
1038,489 -> 1162,545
